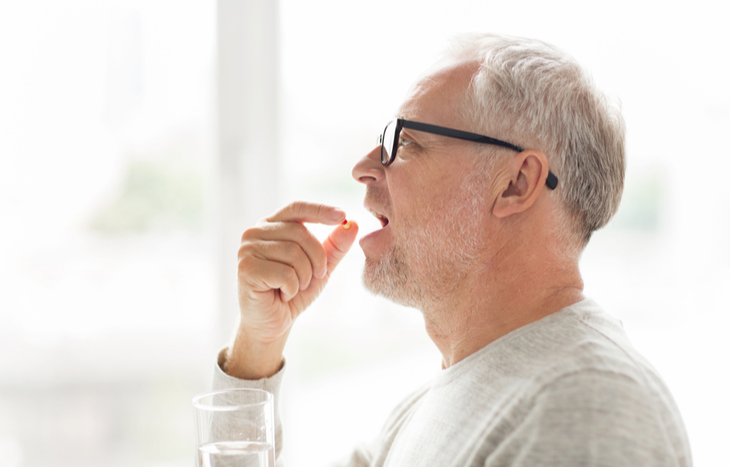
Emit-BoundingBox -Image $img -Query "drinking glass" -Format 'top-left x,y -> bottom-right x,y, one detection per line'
193,388 -> 275,467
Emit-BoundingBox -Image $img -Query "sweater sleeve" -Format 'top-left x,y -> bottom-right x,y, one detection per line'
212,349 -> 377,467
485,370 -> 689,467
212,348 -> 286,463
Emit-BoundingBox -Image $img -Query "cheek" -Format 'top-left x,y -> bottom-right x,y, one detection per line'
387,159 -> 478,227
389,179 -> 437,228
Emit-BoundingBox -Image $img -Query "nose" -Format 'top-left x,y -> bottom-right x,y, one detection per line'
352,145 -> 385,185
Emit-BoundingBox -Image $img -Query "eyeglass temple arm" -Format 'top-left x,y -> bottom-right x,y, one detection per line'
400,120 -> 523,152
400,120 -> 559,190
546,171 -> 558,190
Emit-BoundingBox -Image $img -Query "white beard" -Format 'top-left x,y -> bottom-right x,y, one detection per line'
362,172 -> 488,312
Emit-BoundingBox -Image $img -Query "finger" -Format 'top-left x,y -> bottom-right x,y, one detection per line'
244,222 -> 328,279
239,255 -> 300,302
247,240 -> 315,291
322,219 -> 359,276
266,201 -> 346,225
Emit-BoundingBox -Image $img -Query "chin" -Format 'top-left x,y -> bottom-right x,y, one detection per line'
361,254 -> 426,310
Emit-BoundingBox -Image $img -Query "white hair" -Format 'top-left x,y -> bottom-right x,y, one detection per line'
444,33 -> 626,245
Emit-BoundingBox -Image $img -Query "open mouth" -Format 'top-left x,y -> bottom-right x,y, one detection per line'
367,208 -> 389,228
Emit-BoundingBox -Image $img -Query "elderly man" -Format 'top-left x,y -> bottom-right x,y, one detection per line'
215,34 -> 691,466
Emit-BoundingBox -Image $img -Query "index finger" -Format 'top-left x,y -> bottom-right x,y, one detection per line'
266,201 -> 346,225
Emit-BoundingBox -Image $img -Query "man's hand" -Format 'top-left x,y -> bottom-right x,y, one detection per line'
226,202 -> 359,379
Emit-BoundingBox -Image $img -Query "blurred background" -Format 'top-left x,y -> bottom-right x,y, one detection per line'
1,0 -> 728,466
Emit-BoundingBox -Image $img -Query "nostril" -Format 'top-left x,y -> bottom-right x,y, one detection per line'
358,175 -> 377,183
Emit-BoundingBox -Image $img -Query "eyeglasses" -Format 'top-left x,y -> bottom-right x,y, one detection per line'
379,118 -> 558,190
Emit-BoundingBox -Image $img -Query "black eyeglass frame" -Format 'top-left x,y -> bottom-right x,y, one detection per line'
379,118 -> 558,190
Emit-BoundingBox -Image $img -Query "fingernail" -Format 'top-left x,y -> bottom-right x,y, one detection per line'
342,219 -> 351,230
331,208 -> 346,220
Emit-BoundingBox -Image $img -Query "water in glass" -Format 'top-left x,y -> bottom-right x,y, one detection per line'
199,440 -> 274,467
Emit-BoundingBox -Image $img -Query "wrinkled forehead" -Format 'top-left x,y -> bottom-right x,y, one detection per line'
397,60 -> 480,127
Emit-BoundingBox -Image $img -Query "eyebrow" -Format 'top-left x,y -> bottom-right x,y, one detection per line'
398,127 -> 426,145
398,119 -> 450,144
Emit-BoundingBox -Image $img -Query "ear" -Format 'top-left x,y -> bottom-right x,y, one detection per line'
493,150 -> 551,219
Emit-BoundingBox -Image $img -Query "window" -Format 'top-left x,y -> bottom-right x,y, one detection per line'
1,1 -> 727,466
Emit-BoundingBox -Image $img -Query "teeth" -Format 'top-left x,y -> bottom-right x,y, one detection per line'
367,208 -> 389,227
367,208 -> 386,220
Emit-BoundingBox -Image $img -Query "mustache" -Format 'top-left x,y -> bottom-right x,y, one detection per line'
364,186 -> 392,213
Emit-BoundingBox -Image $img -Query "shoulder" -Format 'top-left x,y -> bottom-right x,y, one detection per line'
486,300 -> 694,467
531,368 -> 671,426
482,368 -> 692,467
476,301 -> 692,466
508,299 -> 666,388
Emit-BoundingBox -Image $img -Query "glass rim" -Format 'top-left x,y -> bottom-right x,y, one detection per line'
192,388 -> 273,412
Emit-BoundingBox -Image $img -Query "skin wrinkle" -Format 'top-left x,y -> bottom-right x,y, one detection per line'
363,64 -> 493,317
362,154 -> 490,315
354,60 -> 586,367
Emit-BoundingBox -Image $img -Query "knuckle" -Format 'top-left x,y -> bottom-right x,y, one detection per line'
237,254 -> 255,274
286,267 -> 298,283
283,241 -> 300,258
289,201 -> 306,217
237,240 -> 256,260
240,226 -> 260,242
314,202 -> 328,217
265,205 -> 285,223
289,222 -> 308,241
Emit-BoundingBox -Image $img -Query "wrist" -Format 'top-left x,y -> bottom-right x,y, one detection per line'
226,325 -> 289,380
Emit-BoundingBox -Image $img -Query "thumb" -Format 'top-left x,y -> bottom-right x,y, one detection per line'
322,219 -> 359,275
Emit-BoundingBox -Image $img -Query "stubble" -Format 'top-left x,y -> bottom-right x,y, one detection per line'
362,169 -> 489,312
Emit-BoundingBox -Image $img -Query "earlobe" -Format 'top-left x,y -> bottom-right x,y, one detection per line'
492,150 -> 549,219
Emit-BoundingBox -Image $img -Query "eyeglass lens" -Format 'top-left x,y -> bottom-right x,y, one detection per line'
381,121 -> 398,165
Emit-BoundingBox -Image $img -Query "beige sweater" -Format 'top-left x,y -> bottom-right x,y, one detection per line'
213,299 -> 692,467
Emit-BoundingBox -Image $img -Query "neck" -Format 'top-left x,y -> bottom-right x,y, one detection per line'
421,237 -> 585,368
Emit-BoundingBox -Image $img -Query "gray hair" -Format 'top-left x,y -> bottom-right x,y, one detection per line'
444,33 -> 626,245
